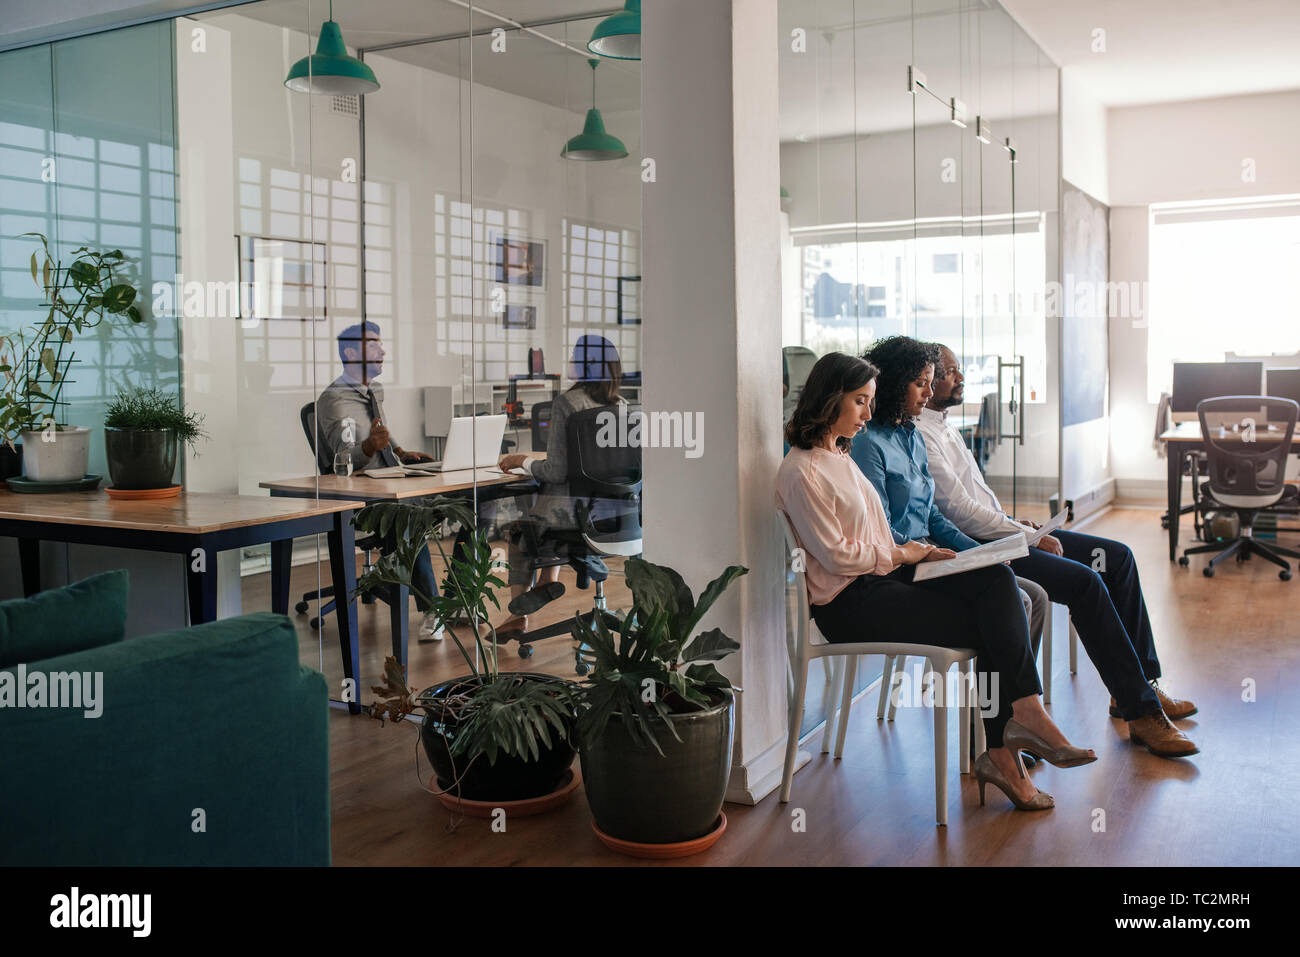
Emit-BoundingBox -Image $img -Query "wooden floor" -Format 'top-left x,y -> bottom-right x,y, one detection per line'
247,508 -> 1300,866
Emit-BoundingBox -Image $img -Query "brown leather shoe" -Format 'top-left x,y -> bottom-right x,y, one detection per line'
1127,710 -> 1199,758
1109,681 -> 1199,720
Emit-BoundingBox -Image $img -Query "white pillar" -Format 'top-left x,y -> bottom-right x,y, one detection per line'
642,0 -> 788,803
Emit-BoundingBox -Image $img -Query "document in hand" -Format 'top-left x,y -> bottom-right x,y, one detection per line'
1023,509 -> 1068,547
911,532 -> 1029,582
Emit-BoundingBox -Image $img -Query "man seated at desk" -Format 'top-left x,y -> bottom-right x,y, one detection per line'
316,321 -> 442,641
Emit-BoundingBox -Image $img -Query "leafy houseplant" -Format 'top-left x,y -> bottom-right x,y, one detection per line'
358,499 -> 579,802
0,233 -> 143,482
103,388 -> 208,490
573,558 -> 747,848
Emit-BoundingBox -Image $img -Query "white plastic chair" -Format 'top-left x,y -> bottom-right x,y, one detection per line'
1039,606 -> 1079,705
778,511 -> 986,827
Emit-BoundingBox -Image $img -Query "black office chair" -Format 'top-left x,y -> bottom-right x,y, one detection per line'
295,403 -> 414,660
530,399 -> 553,451
1179,395 -> 1300,580
497,403 -> 643,668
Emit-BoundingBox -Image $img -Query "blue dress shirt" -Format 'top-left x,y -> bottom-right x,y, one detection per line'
851,418 -> 980,551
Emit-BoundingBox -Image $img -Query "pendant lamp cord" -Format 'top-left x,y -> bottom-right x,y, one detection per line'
591,61 -> 597,109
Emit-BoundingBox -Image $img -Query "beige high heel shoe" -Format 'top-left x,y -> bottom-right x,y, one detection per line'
973,752 -> 1054,811
1003,718 -> 1097,770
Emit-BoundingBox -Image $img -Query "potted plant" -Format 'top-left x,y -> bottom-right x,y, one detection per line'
572,558 -> 747,856
0,234 -> 143,482
358,499 -> 580,806
103,387 -> 208,491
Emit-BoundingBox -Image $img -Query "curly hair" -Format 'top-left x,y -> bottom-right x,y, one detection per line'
862,336 -> 940,426
784,352 -> 880,452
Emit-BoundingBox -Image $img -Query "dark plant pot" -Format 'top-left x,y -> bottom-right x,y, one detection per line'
580,688 -> 735,844
0,443 -> 22,482
105,427 -> 178,490
419,672 -> 578,802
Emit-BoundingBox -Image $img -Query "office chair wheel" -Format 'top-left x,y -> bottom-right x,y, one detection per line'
1281,570 -> 1292,581
295,600 -> 309,614
1178,556 -> 1189,566
1202,567 -> 1214,578
310,616 -> 322,630
518,644 -> 534,659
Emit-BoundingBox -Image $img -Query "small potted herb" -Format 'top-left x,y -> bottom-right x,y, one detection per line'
103,388 -> 207,490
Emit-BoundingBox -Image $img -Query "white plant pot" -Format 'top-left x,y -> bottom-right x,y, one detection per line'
20,426 -> 92,483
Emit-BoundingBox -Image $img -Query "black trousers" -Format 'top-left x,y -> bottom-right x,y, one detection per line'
1009,529 -> 1162,720
811,563 -> 1040,747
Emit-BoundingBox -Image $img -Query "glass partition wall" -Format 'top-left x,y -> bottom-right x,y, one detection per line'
0,2 -> 640,713
779,0 -> 1060,736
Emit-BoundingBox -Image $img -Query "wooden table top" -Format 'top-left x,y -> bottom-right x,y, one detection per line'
260,459 -> 544,501
0,489 -> 366,534
1159,422 -> 1300,444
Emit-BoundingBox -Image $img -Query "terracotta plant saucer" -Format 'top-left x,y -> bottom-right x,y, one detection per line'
429,769 -> 579,818
592,812 -> 728,859
106,484 -> 182,500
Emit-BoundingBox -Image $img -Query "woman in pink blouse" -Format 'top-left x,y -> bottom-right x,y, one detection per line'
776,352 -> 1094,811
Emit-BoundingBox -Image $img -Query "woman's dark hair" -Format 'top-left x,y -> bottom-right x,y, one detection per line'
567,334 -> 622,404
862,336 -> 940,426
785,352 -> 880,452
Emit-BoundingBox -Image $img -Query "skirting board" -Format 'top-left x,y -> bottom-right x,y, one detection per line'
725,675 -> 884,805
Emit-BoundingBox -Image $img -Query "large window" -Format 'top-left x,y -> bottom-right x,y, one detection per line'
1148,198 -> 1300,402
796,227 -> 1048,403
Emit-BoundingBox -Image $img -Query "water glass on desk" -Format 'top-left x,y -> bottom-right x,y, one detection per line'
333,451 -> 353,478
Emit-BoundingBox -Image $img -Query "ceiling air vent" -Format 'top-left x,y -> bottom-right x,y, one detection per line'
330,94 -> 359,117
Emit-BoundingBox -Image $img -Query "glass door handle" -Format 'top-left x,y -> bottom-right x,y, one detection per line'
997,355 -> 1026,445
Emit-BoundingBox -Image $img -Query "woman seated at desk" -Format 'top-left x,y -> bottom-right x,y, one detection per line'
497,334 -> 628,635
776,352 -> 1096,811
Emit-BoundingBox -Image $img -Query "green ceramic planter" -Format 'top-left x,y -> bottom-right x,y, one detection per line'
105,427 -> 178,490
580,689 -> 734,844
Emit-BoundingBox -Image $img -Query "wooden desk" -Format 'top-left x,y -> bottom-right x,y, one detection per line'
1158,422 -> 1300,560
259,466 -> 537,501
0,490 -> 368,714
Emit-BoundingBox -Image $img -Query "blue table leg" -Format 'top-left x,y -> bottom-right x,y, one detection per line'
18,537 -> 39,597
328,510 -> 362,715
185,536 -> 219,624
270,538 -> 292,615
391,583 -> 410,669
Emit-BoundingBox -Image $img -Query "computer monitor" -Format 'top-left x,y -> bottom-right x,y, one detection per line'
1170,361 -> 1263,422
1266,367 -> 1300,408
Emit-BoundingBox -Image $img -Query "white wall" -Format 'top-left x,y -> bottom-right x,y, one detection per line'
1107,90 -> 1300,498
1060,69 -> 1108,205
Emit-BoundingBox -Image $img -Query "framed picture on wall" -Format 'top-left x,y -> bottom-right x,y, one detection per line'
503,304 -> 537,329
236,235 -> 327,322
493,237 -> 546,288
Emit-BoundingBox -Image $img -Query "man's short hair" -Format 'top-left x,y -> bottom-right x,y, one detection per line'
337,321 -> 380,363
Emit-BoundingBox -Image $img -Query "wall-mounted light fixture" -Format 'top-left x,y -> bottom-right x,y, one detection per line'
949,97 -> 967,128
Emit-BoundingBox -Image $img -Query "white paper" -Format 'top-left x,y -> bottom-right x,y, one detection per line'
1022,509 -> 1068,547
911,532 -> 1029,582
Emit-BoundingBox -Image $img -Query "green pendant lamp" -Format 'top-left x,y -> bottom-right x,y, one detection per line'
285,1 -> 379,95
587,0 -> 641,60
562,59 -> 628,161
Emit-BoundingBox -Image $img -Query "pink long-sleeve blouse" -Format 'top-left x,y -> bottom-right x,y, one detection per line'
776,445 -> 902,606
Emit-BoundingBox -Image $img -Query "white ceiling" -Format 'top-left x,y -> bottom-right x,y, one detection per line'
218,0 -> 640,114
1000,0 -> 1300,106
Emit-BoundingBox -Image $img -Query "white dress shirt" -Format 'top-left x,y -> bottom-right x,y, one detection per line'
915,406 -> 1025,541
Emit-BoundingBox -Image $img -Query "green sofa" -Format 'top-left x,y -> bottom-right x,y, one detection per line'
0,570 -> 330,865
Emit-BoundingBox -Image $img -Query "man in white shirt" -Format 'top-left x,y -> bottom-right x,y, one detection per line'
920,343 -> 1198,758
